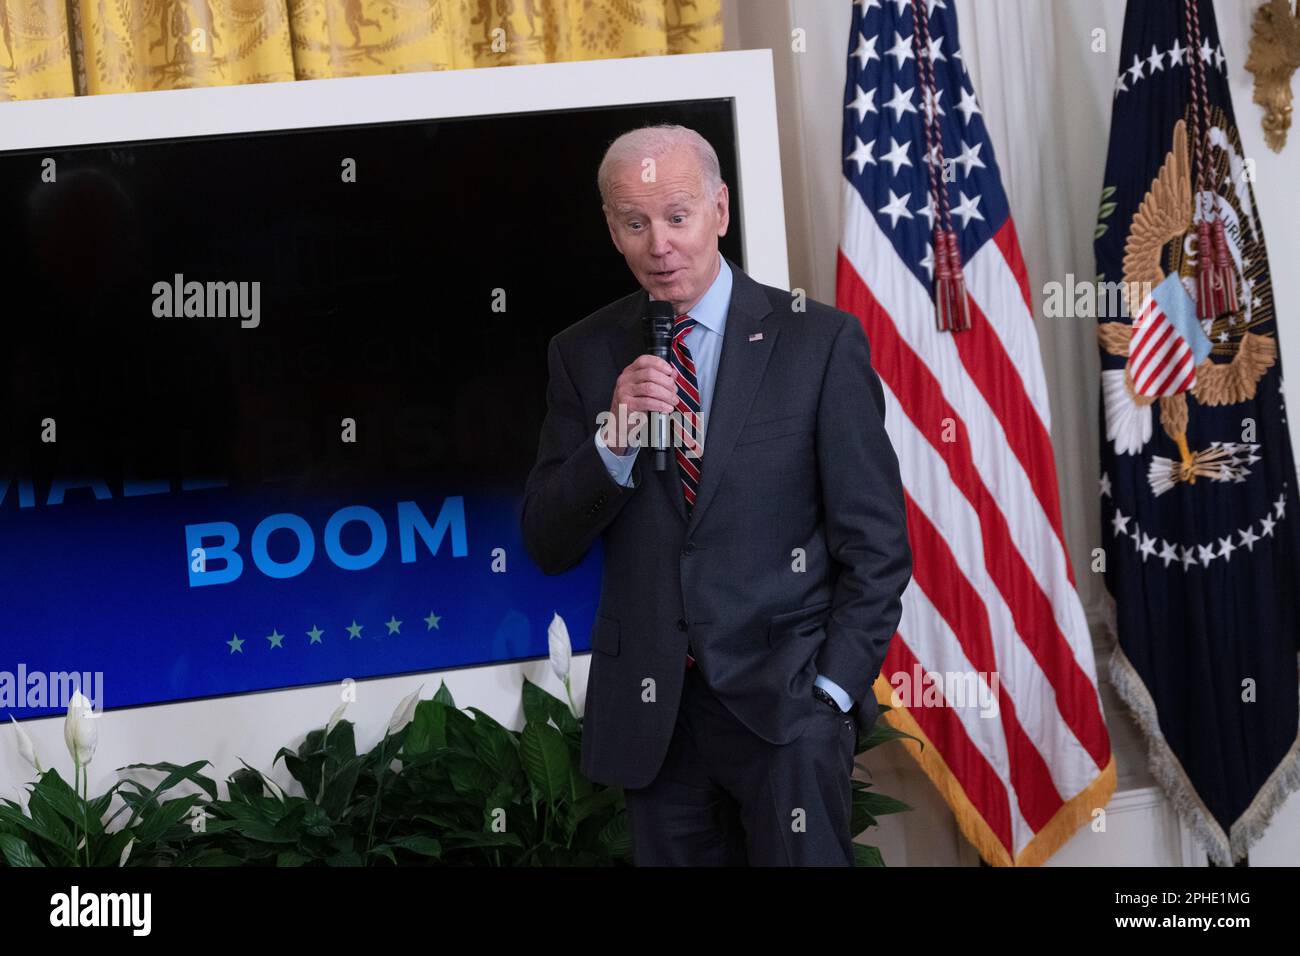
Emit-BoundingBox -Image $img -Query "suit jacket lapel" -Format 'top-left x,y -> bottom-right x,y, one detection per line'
685,256 -> 776,533
609,254 -> 776,528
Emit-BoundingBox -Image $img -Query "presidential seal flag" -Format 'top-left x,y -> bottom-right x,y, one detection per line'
837,0 -> 1115,866
1095,0 -> 1300,864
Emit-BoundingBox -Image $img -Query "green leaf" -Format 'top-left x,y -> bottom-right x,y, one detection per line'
320,759 -> 362,819
26,794 -> 74,854
31,769 -> 94,834
444,753 -> 498,799
116,761 -> 218,801
367,845 -> 397,866
860,715 -> 923,751
212,803 -> 295,843
855,790 -> 913,817
132,794 -> 203,846
278,751 -> 321,801
522,678 -> 581,736
1097,201 -> 1117,219
0,834 -> 46,867
227,767 -> 265,803
325,721 -> 357,762
597,810 -> 632,859
1100,185 -> 1117,200
467,708 -> 522,782
1094,223 -> 1108,239
520,677 -> 551,726
188,850 -> 246,867
87,786 -> 123,824
519,723 -> 570,803
853,843 -> 885,867
301,804 -> 334,837
389,835 -> 442,858
432,680 -> 457,709
437,830 -> 523,850
572,786 -> 622,825
404,699 -> 443,756
92,829 -> 137,868
0,804 -> 74,863
106,760 -> 216,834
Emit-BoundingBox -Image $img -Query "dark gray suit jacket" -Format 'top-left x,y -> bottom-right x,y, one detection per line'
521,254 -> 911,789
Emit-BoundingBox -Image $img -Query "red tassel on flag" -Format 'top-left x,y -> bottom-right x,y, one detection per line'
932,229 -> 953,331
1196,218 -> 1219,319
933,229 -> 970,332
1211,219 -> 1238,315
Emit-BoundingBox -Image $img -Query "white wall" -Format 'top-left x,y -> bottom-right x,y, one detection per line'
723,0 -> 1300,865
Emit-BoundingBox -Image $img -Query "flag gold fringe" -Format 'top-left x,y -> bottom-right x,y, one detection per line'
1100,589 -> 1300,864
870,674 -> 1118,866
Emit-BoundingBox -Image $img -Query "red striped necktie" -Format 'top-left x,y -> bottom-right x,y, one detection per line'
670,313 -> 704,515
672,313 -> 703,671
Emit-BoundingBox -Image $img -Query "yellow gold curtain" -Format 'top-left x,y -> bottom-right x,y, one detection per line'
0,0 -> 721,100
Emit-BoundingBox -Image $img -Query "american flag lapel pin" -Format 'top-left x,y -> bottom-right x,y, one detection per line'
748,332 -> 763,342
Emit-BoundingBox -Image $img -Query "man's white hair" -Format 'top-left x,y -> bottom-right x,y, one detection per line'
597,124 -> 724,207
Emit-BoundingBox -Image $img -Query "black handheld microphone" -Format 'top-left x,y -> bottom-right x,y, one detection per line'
642,299 -> 676,472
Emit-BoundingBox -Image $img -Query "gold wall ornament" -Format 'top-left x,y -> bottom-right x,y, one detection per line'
1244,0 -> 1300,152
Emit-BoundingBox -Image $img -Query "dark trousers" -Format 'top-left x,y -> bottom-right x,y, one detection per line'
623,662 -> 857,866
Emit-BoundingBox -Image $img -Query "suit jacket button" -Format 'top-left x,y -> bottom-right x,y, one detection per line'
682,542 -> 696,555
677,618 -> 688,631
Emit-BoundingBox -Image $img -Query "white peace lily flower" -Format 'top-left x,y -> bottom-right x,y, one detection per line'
64,691 -> 98,768
326,701 -> 349,738
387,685 -> 424,735
9,716 -> 43,773
119,838 -> 135,867
548,612 -> 572,685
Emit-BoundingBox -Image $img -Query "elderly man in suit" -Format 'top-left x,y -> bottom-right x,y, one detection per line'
521,123 -> 911,866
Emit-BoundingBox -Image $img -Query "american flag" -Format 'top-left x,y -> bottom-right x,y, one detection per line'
836,0 -> 1115,865
1129,276 -> 1208,397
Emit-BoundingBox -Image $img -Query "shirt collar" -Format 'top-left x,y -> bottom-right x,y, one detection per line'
679,252 -> 731,336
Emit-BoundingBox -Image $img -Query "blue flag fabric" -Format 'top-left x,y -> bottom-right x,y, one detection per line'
1095,0 -> 1300,864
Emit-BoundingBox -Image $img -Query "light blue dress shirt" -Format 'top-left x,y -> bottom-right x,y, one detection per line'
592,253 -> 853,714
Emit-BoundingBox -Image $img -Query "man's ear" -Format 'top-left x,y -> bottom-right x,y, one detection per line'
715,183 -> 730,236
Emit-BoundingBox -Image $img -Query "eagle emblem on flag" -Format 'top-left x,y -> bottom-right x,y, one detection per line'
1097,118 -> 1276,496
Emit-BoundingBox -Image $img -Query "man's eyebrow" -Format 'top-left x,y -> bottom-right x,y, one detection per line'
612,193 -> 697,214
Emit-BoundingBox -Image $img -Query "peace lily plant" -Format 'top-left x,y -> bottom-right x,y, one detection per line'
0,614 -> 914,866
64,691 -> 100,867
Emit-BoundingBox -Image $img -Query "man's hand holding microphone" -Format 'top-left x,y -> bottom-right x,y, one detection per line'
599,300 -> 682,472
603,354 -> 678,457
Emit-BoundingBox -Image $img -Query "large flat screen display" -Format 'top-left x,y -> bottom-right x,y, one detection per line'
0,96 -> 744,720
